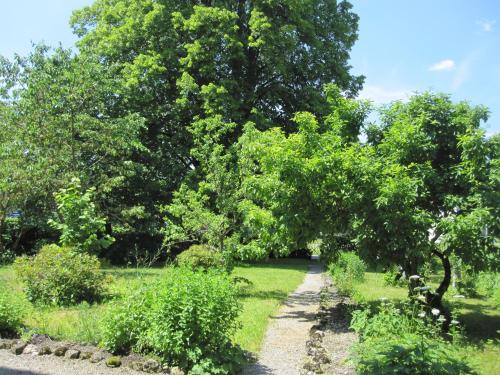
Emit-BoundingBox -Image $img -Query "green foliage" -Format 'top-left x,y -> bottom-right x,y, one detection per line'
351,301 -> 476,374
14,244 -> 107,306
383,265 -> 406,287
176,244 -> 228,272
0,249 -> 15,265
0,288 -> 23,337
48,178 -> 114,254
66,0 -> 364,254
0,46 -> 146,251
329,252 -> 366,296
240,90 -> 498,309
475,272 -> 500,307
101,267 -> 243,374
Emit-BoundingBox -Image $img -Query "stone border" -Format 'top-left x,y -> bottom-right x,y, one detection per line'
301,276 -> 357,375
0,335 -> 184,375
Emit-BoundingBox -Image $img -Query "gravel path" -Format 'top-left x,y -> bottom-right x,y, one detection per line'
0,351 -> 142,375
244,263 -> 324,375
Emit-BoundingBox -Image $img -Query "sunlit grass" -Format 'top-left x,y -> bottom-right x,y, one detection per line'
1,259 -> 310,353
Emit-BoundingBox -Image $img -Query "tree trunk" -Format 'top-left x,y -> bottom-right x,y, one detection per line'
426,249 -> 452,331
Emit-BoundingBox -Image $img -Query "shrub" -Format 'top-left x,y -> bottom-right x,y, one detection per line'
14,244 -> 107,306
48,177 -> 114,254
100,292 -> 151,353
0,289 -> 23,337
475,272 -> 500,308
101,267 -> 243,374
329,252 -> 366,296
383,265 -> 406,287
176,244 -> 228,272
351,301 -> 476,374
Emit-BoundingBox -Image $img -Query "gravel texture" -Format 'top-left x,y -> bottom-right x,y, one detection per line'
244,262 -> 324,375
0,350 -> 144,375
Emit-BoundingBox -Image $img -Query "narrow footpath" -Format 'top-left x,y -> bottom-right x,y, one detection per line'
244,263 -> 324,375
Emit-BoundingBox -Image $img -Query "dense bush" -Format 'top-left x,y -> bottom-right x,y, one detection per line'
14,244 -> 107,306
48,178 -> 114,254
351,301 -> 476,374
101,267 -> 243,374
329,252 -> 366,296
176,244 -> 228,272
0,289 -> 23,337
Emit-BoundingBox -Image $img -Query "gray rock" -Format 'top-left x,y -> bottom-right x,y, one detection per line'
0,339 -> 14,350
169,367 -> 185,375
143,359 -> 161,373
80,351 -> 93,360
90,351 -> 109,363
22,344 -> 39,355
128,361 -> 144,371
54,345 -> 68,356
65,349 -> 80,359
38,346 -> 52,355
11,342 -> 27,355
303,359 -> 320,373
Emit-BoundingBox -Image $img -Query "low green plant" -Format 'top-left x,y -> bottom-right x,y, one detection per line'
176,244 -> 228,272
383,265 -> 406,287
350,300 -> 476,374
101,267 -> 244,374
329,252 -> 366,296
0,288 -> 23,337
14,244 -> 107,306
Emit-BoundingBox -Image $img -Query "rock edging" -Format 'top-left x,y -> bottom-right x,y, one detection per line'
301,276 -> 357,375
0,334 -> 184,375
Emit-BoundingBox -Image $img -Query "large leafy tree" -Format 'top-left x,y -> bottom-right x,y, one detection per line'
239,89 -> 498,314
0,46 -> 145,250
70,0 -> 364,246
366,94 -> 499,314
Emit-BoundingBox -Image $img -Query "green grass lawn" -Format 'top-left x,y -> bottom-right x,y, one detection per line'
352,271 -> 500,375
0,258 -> 310,353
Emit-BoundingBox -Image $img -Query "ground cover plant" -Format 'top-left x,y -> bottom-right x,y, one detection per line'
0,259 -> 309,369
351,299 -> 476,374
349,269 -> 500,375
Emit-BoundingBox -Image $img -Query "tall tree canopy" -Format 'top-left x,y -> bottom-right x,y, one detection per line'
69,0 -> 364,243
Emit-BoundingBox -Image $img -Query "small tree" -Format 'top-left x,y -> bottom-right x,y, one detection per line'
48,178 -> 114,254
239,89 -> 499,319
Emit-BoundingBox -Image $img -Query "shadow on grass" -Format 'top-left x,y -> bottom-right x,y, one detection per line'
102,268 -> 163,280
237,289 -> 289,300
459,311 -> 500,342
235,259 -> 312,271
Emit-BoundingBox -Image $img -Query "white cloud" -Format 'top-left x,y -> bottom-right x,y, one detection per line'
429,59 -> 455,72
477,19 -> 496,32
358,85 -> 412,104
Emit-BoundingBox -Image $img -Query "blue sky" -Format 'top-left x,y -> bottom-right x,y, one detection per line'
1,0 -> 499,133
